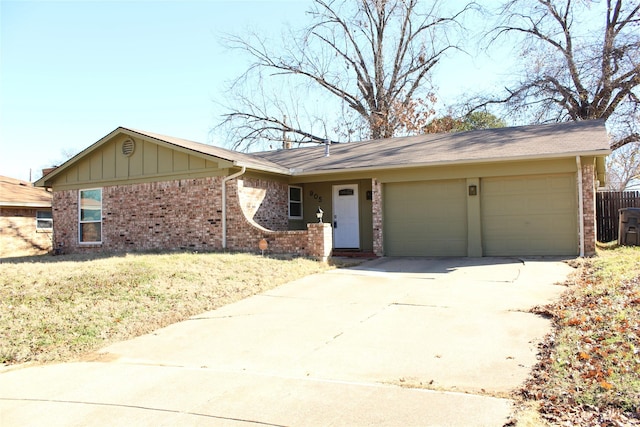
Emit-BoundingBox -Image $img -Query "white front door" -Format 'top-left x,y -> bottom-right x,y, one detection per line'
333,184 -> 360,248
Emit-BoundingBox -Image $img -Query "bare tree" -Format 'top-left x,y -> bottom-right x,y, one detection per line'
475,0 -> 640,150
218,0 -> 474,150
606,140 -> 640,190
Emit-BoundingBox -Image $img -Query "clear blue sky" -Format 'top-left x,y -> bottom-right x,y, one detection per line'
1,0 -> 509,182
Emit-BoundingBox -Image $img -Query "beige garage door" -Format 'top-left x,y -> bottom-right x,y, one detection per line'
481,174 -> 578,256
384,180 -> 467,256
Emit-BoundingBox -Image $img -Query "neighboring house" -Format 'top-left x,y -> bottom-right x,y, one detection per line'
35,120 -> 610,258
0,176 -> 53,257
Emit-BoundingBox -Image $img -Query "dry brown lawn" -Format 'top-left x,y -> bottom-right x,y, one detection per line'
512,246 -> 640,426
1,251 -> 331,365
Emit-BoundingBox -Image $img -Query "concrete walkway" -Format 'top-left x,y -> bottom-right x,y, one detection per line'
0,257 -> 573,426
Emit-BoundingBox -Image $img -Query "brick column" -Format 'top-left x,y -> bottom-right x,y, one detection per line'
581,161 -> 596,256
307,222 -> 333,262
371,178 -> 384,256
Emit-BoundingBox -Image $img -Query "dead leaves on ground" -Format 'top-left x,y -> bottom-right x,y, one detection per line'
521,263 -> 640,426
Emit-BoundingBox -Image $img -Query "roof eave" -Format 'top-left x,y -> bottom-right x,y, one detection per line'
234,160 -> 292,176
33,127 -> 280,187
34,127 -> 130,187
0,202 -> 52,208
122,128 -> 240,164
290,149 -> 612,176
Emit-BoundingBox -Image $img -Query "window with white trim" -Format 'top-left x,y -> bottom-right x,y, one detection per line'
288,186 -> 303,219
79,189 -> 102,243
36,210 -> 53,231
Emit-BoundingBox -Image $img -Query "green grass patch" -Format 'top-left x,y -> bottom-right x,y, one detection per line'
0,252 -> 330,365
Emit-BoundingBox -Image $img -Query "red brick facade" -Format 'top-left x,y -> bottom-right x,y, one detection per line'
581,161 -> 597,256
371,178 -> 383,256
0,207 -> 53,257
237,178 -> 289,231
226,178 -> 331,259
52,176 -> 332,259
53,177 -> 223,253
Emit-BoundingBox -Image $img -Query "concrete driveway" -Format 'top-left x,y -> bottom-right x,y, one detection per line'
0,257 -> 573,426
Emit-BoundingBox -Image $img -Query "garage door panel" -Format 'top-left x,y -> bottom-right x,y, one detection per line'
492,239 -> 556,256
485,216 -> 574,235
485,237 -> 576,256
384,180 -> 467,256
481,174 -> 578,256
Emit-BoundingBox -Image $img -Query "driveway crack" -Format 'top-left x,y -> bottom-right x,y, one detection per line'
391,302 -> 449,309
314,304 -> 390,350
0,397 -> 286,426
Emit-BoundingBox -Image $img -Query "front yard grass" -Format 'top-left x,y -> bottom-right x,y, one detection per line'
516,246 -> 640,426
0,252 -> 330,365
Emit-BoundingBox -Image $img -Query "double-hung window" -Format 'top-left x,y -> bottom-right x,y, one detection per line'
36,210 -> 53,231
288,186 -> 303,219
79,189 -> 102,243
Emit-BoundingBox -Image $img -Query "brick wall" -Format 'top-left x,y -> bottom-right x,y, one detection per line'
237,178 -> 288,231
0,207 -> 52,257
226,179 -> 332,259
51,189 -> 78,252
371,178 -> 383,256
51,176 -> 332,259
582,162 -> 597,256
54,177 -> 223,253
307,223 -> 333,261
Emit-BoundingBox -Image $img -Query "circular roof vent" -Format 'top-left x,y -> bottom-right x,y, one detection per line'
121,139 -> 135,157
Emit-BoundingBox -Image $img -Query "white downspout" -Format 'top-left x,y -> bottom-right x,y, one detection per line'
222,166 -> 246,249
576,156 -> 585,257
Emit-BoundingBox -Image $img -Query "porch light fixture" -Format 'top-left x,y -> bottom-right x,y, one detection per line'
316,207 -> 324,223
468,185 -> 478,196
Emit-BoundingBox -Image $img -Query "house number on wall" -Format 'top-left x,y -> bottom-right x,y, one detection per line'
309,190 -> 323,203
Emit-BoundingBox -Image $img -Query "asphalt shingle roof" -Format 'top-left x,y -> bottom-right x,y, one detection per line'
35,120 -> 611,188
0,176 -> 52,207
254,120 -> 610,174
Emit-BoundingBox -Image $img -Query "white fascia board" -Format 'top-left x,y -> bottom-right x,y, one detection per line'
233,160 -> 292,176
0,202 -> 52,208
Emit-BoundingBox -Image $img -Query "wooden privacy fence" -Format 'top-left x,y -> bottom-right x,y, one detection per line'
596,191 -> 640,242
